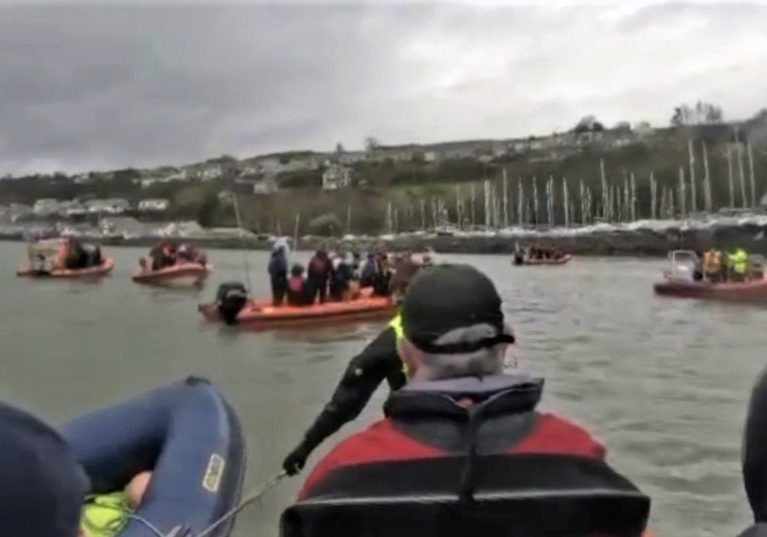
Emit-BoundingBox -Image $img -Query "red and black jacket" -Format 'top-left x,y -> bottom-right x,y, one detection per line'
287,375 -> 650,537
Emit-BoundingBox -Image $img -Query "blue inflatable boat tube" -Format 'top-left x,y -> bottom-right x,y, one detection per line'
60,377 -> 247,537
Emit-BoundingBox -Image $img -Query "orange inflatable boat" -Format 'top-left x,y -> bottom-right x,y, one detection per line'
16,258 -> 115,279
199,287 -> 394,327
132,263 -> 211,288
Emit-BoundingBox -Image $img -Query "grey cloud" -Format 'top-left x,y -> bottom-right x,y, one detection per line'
1,3 -> 767,174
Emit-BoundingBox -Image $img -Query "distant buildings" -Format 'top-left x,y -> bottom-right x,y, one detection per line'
33,199 -> 61,216
322,164 -> 352,190
85,198 -> 130,214
252,176 -> 279,195
138,198 -> 170,212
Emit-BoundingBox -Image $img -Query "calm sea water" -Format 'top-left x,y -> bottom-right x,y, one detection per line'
1,241 -> 766,537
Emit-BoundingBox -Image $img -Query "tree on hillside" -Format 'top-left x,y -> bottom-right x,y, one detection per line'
364,137 -> 381,152
574,115 -> 604,132
614,121 -> 632,132
335,142 -> 345,154
671,101 -> 723,127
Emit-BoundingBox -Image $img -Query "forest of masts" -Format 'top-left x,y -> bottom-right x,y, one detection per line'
378,140 -> 763,234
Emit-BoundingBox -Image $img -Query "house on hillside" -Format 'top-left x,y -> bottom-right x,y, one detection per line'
337,151 -> 367,165
86,198 -> 130,214
576,130 -> 604,145
253,176 -> 279,195
322,164 -> 352,190
59,200 -> 88,217
368,145 -> 420,163
33,199 -> 61,216
200,164 -> 223,181
9,203 -> 32,222
99,216 -> 148,239
138,199 -> 170,212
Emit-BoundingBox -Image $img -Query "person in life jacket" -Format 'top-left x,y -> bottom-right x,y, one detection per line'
269,239 -> 290,306
78,471 -> 151,537
0,399 -> 88,537
282,258 -> 423,475
307,250 -> 332,304
292,265 -> 651,537
329,253 -> 353,302
703,249 -> 723,282
287,264 -> 310,307
729,247 -> 749,282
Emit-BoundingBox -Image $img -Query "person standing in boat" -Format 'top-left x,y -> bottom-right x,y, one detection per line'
268,239 -> 290,306
282,260 -> 422,476
287,264 -> 311,306
329,253 -> 353,301
293,265 -> 650,537
703,249 -> 723,282
307,249 -> 332,304
729,248 -> 749,282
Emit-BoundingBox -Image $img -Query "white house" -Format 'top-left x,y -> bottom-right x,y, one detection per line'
99,217 -> 147,239
200,165 -> 223,181
138,198 -> 170,212
33,198 -> 61,216
85,198 -> 131,214
9,203 -> 32,222
322,164 -> 352,190
59,200 -> 88,217
253,176 -> 279,195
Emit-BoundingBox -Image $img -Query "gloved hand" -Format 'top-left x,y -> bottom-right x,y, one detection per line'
283,443 -> 311,476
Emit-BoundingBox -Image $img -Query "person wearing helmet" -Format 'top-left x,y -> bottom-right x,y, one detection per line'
282,255 -> 424,475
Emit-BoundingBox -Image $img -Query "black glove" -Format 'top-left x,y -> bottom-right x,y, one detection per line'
283,443 -> 311,476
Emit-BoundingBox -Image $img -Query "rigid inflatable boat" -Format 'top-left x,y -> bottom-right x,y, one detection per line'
199,284 -> 394,327
17,258 -> 115,279
654,250 -> 767,303
61,377 -> 246,537
132,263 -> 211,288
514,254 -> 573,266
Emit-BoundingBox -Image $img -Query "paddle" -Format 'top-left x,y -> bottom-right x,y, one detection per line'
739,365 -> 767,536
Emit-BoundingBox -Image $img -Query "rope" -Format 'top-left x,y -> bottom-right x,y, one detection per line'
195,471 -> 288,537
126,513 -> 168,537
82,472 -> 287,537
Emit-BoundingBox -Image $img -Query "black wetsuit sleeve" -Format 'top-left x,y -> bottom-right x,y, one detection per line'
300,327 -> 403,454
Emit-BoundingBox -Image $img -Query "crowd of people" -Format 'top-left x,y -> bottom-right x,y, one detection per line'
268,239 -> 432,307
513,244 -> 567,265
142,241 -> 207,272
27,237 -> 104,272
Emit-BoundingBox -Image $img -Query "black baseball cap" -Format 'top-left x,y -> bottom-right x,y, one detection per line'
402,264 -> 515,354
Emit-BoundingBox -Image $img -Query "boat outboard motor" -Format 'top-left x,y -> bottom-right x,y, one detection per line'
216,282 -> 248,325
738,365 -> 767,537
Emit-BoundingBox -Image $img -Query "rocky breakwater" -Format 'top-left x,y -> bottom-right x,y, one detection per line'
311,217 -> 767,257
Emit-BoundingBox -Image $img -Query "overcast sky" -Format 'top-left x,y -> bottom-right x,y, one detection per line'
2,1 -> 767,174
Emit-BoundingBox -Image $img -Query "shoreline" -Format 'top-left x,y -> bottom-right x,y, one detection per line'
5,217 -> 767,256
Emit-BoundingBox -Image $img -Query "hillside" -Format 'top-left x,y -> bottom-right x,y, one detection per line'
2,108 -> 767,236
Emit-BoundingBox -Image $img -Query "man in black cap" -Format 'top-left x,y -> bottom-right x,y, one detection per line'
294,264 -> 646,529
0,400 -> 88,536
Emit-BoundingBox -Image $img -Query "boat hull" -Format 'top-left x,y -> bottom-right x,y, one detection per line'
60,377 -> 246,537
654,277 -> 767,303
16,258 -> 115,279
199,291 -> 394,328
132,263 -> 211,288
515,255 -> 573,266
